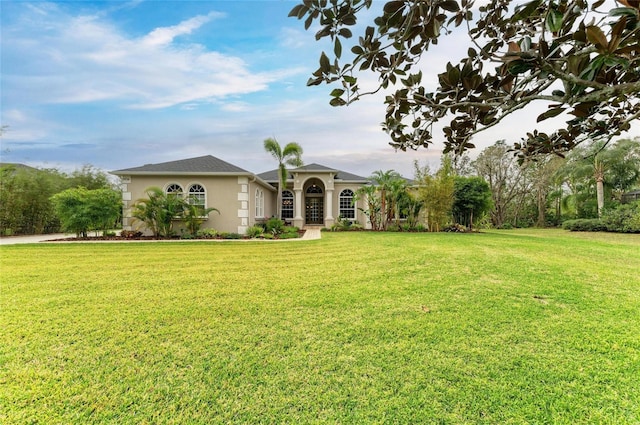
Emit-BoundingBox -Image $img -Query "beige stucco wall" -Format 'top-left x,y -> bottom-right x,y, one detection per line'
119,174 -> 275,235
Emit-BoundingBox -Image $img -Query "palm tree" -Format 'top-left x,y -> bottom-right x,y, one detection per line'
370,169 -> 403,230
263,137 -> 303,219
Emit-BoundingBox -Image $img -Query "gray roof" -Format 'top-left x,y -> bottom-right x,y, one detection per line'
112,155 -> 250,174
257,163 -> 369,183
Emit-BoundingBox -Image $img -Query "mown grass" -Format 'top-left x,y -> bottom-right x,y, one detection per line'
1,229 -> 639,424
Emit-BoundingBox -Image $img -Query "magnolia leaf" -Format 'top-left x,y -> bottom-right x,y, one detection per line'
537,107 -> 565,122
586,25 -> 609,50
545,9 -> 563,33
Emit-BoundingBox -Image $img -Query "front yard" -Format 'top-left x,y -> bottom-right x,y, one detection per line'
1,229 -> 639,423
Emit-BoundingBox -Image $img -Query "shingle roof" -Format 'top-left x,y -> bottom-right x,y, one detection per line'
257,163 -> 369,182
112,155 -> 250,174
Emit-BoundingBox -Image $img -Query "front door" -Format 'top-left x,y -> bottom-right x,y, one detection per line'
305,197 -> 324,225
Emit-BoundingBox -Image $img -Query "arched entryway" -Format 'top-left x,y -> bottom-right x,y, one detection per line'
304,179 -> 324,225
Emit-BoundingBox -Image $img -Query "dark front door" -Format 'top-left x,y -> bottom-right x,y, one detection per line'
305,197 -> 324,225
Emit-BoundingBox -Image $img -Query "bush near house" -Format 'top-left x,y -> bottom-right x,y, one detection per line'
563,202 -> 640,233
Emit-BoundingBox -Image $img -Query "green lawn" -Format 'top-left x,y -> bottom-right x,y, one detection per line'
1,229 -> 639,424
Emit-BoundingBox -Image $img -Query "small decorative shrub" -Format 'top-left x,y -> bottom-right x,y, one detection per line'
283,226 -> 299,234
246,225 -> 264,238
401,223 -> 412,232
121,230 -> 143,238
219,232 -> 242,239
180,233 -> 195,239
262,233 -> 274,239
196,228 -> 218,239
415,223 -> 427,232
103,230 -> 117,237
350,223 -> 364,231
265,217 -> 285,235
386,224 -> 401,232
443,223 -> 467,233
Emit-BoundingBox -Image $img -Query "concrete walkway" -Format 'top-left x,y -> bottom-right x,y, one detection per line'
0,233 -> 74,245
0,228 -> 322,245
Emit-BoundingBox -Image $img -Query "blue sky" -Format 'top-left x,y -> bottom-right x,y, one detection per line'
1,0 -> 638,178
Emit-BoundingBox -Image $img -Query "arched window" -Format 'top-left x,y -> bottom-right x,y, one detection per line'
255,188 -> 264,218
166,183 -> 183,197
306,184 -> 323,195
339,189 -> 355,219
188,184 -> 206,208
282,190 -> 294,219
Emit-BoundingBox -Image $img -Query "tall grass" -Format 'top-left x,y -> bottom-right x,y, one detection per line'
1,229 -> 639,423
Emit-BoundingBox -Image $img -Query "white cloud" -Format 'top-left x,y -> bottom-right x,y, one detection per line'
2,5 -> 283,110
141,11 -> 223,46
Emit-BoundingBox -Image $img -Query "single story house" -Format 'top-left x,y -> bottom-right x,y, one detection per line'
111,155 -> 371,234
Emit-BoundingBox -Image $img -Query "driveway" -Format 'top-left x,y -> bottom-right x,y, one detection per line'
0,234 -> 74,245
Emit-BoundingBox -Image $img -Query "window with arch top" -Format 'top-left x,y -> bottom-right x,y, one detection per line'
339,189 -> 355,219
282,190 -> 294,219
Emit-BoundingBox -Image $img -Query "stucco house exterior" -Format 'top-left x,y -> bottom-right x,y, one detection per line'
111,155 -> 371,234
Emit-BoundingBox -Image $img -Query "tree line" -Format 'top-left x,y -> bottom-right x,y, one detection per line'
0,164 -> 120,236
342,137 -> 639,233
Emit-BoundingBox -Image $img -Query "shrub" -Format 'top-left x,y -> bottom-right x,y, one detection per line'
265,217 -> 285,235
443,223 -> 467,233
283,226 -> 299,234
415,223 -> 427,232
121,230 -> 143,238
219,232 -> 242,239
262,233 -> 274,239
103,230 -> 117,237
401,223 -> 413,232
386,224 -> 401,232
562,219 -> 607,232
246,225 -> 264,238
196,228 -> 218,239
601,203 -> 640,233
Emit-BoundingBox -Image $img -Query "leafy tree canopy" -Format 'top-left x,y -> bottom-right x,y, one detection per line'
290,0 -> 640,159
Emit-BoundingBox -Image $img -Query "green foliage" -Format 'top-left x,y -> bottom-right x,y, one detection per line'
265,217 -> 285,235
219,232 -> 242,239
562,219 -> 608,232
0,163 -> 116,235
415,157 -> 454,232
263,137 -> 303,219
291,0 -> 640,158
182,202 -> 219,236
562,203 -> 640,233
196,228 -> 218,239
131,187 -> 218,238
246,225 -> 264,238
50,187 -> 121,237
452,176 -> 493,230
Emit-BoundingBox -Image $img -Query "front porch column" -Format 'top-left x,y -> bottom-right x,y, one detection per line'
293,189 -> 303,228
325,189 -> 335,227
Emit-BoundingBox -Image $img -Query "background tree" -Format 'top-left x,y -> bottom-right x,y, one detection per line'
474,141 -> 531,227
415,157 -> 455,232
263,137 -> 303,219
290,0 -> 640,159
561,138 -> 640,217
452,176 -> 492,230
0,165 -> 67,234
